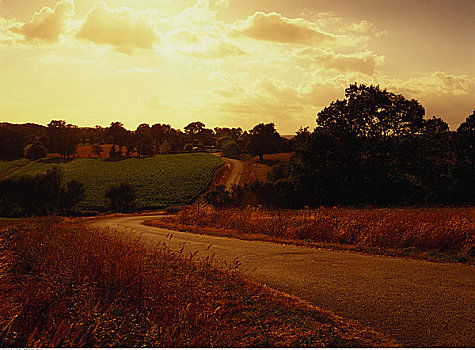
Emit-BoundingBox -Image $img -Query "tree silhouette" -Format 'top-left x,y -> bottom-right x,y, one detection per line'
107,121 -> 128,154
249,123 -> 282,161
47,120 -> 79,158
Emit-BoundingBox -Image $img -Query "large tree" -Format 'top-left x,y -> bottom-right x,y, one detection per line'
47,120 -> 79,158
135,124 -> 155,157
107,122 -> 128,154
248,123 -> 282,162
317,84 -> 425,139
289,84 -> 465,206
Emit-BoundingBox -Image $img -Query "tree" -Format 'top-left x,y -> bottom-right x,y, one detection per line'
134,124 -> 155,157
0,167 -> 85,216
289,84 -> 462,206
0,128 -> 24,158
25,142 -> 47,160
248,123 -> 282,161
59,180 -> 85,212
453,109 -> 475,203
221,139 -> 241,159
107,122 -> 128,152
47,120 -> 79,158
151,123 -> 172,149
105,183 -> 137,212
184,121 -> 205,136
316,84 -> 425,139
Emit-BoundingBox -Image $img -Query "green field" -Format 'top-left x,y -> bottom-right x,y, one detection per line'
8,153 -> 224,211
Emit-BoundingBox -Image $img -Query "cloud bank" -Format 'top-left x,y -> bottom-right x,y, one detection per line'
76,1 -> 159,54
10,0 -> 74,43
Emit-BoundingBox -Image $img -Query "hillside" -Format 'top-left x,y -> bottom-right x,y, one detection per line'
7,153 -> 223,211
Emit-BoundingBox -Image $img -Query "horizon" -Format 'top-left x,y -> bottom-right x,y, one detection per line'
1,0 -> 474,134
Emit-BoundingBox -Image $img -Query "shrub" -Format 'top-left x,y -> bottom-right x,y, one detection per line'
25,142 -> 47,160
105,183 -> 137,212
0,167 -> 85,216
221,140 -> 241,159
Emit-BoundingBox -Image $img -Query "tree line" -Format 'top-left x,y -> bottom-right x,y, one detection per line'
0,120 -> 290,160
1,83 -> 474,207
206,84 -> 474,207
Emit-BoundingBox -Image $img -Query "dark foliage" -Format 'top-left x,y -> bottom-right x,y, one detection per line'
287,85 -> 475,207
47,120 -> 79,158
0,128 -> 24,158
0,167 -> 85,216
25,142 -> 47,160
248,123 -> 283,161
105,183 -> 137,212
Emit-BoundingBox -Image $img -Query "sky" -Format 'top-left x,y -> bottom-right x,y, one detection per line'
0,0 -> 474,134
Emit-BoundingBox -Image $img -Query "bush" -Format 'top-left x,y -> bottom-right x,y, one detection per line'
222,140 -> 241,159
204,185 -> 232,208
105,183 -> 137,212
0,167 -> 85,216
25,142 -> 47,160
59,180 -> 85,212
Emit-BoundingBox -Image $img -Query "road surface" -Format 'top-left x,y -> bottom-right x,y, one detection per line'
92,215 -> 475,347
221,157 -> 243,190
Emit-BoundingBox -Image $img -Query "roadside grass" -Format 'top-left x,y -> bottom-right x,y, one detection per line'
146,206 -> 475,264
0,218 -> 22,228
0,218 -> 395,347
6,153 -> 223,211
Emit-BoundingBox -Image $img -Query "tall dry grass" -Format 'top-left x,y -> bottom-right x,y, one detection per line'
163,206 -> 474,259
0,218 -> 393,347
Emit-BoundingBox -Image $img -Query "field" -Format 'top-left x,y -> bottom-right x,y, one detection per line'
7,153 -> 223,211
243,153 -> 292,183
148,206 -> 475,263
0,218 -> 394,347
0,159 -> 28,176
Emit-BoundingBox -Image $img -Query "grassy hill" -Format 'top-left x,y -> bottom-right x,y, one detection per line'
7,153 -> 223,211
0,159 -> 28,174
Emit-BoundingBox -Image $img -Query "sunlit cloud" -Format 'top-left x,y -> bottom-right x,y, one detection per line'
230,12 -> 335,46
214,0 -> 231,10
177,39 -> 246,58
76,1 -> 160,54
0,0 -> 473,133
140,93 -> 163,110
289,48 -> 384,76
390,71 -> 475,96
9,0 -> 74,43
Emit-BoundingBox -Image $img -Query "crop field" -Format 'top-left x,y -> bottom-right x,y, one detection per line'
0,159 -> 28,175
8,153 -> 223,210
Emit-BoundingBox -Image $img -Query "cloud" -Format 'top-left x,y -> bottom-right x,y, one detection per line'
389,71 -> 474,97
172,0 -> 217,27
141,94 -> 162,110
214,0 -> 231,9
289,48 -> 384,75
76,1 -> 159,54
177,39 -> 246,58
230,12 -> 334,45
167,28 -> 201,44
9,0 -> 74,43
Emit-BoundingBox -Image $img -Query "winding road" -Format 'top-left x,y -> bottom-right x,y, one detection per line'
91,216 -> 475,347
221,157 -> 244,190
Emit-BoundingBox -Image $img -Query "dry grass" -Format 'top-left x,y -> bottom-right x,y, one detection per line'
0,218 -> 394,347
150,206 -> 475,264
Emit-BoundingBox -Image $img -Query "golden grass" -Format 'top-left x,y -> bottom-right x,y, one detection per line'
0,218 -> 394,347
151,206 -> 474,263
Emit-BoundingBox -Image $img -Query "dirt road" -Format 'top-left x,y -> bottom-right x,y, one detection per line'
92,215 -> 475,347
221,157 -> 243,190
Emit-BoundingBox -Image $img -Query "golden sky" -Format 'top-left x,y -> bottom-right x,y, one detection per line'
1,0 -> 474,134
